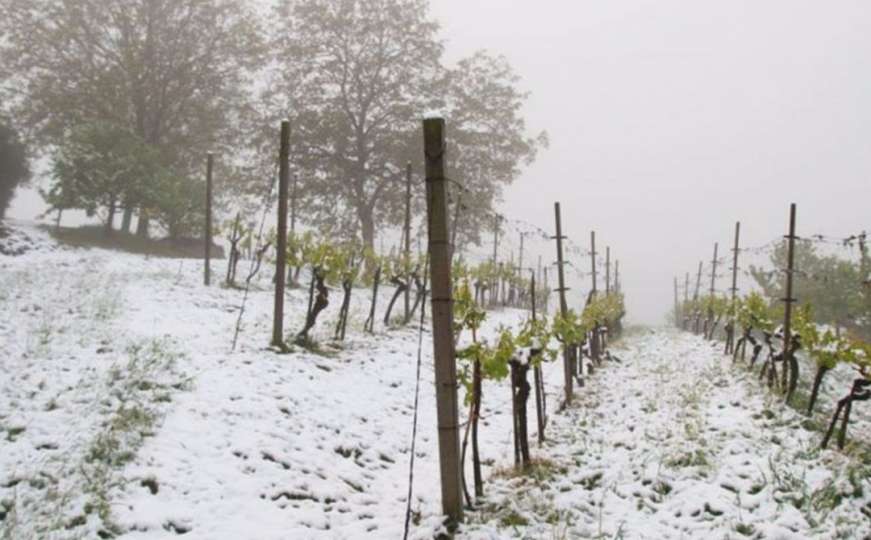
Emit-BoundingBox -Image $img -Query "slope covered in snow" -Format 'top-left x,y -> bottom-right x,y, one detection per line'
2,226 -> 869,539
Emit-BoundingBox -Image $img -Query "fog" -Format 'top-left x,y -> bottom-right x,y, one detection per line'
9,0 -> 871,325
431,0 -> 871,324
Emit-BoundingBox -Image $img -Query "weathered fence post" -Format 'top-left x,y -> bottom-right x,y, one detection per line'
683,271 -> 690,329
707,242 -> 719,339
271,120 -> 290,349
783,203 -> 799,401
423,118 -> 463,524
693,260 -> 703,334
605,246 -> 611,295
553,202 -> 572,404
404,162 -> 412,323
531,271 -> 546,443
204,152 -> 213,286
491,215 -> 500,306
590,231 -> 600,362
615,259 -> 620,293
727,221 -> 741,353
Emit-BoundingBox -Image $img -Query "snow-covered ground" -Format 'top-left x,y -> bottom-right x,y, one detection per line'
2,223 -> 869,539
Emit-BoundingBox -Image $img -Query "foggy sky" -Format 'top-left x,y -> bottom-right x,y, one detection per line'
8,0 -> 871,325
431,0 -> 871,324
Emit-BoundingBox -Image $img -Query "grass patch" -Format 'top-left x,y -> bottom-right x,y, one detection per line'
45,224 -> 221,259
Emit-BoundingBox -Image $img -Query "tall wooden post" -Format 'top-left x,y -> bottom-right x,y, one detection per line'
692,260 -> 704,334
491,215 -> 500,306
553,203 -> 572,404
605,246 -> 611,295
423,118 -> 463,524
590,231 -> 598,295
684,272 -> 690,303
674,276 -> 680,328
727,222 -> 741,352
783,203 -> 799,401
272,121 -> 290,348
531,271 -> 545,443
693,261 -> 703,300
615,260 -> 620,293
404,162 -> 412,322
705,243 -> 719,339
709,243 -> 719,298
589,231 -> 599,362
518,232 -> 525,305
204,152 -> 213,286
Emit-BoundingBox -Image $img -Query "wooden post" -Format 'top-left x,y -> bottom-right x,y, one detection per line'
590,231 -> 599,362
728,222 -> 741,352
518,232 -> 525,307
615,260 -> 620,293
707,243 -> 719,338
692,260 -> 704,334
531,270 -> 545,443
423,118 -> 463,524
272,121 -> 290,348
605,246 -> 611,295
553,202 -> 572,404
590,231 -> 598,295
491,215 -> 500,306
709,243 -> 719,298
684,272 -> 690,303
404,162 -> 412,323
693,261 -> 703,300
682,271 -> 690,329
204,152 -> 213,286
674,276 -> 680,328
783,203 -> 799,401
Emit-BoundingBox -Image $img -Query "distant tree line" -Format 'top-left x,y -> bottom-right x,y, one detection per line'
0,0 -> 546,248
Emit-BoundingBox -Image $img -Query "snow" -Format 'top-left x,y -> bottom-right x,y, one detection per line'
1,222 -> 870,539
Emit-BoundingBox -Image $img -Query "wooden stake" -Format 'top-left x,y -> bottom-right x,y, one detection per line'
590,231 -> 598,295
531,270 -> 545,443
404,162 -> 412,323
272,121 -> 290,348
783,204 -> 799,400
727,222 -> 741,352
423,118 -> 463,524
204,152 -> 213,286
553,202 -> 572,404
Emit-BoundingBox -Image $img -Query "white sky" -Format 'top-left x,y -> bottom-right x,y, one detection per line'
8,0 -> 870,324
429,0 -> 871,324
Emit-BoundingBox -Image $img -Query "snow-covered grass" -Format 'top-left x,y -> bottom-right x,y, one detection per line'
461,330 -> 871,539
2,222 -> 869,539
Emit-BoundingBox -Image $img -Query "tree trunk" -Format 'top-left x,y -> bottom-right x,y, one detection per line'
105,197 -> 116,236
359,208 -> 375,252
136,210 -> 150,238
807,365 -> 830,416
121,206 -> 133,233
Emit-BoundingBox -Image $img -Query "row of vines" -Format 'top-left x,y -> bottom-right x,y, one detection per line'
679,282 -> 870,450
